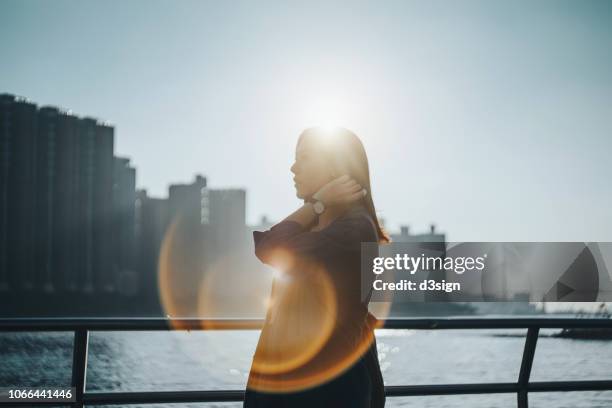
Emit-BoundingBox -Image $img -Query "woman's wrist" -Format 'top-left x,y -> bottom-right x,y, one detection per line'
303,202 -> 315,216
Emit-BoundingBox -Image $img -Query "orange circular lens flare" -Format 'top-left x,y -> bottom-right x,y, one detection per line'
159,214 -> 273,325
246,312 -> 381,393
195,252 -> 273,329
158,216 -> 202,329
245,249 -> 392,393
247,252 -> 338,377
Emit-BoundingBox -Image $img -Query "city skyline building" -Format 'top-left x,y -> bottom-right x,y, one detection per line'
0,93 -> 119,296
0,94 -> 38,292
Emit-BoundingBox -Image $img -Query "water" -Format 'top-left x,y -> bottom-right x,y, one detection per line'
1,328 -> 611,407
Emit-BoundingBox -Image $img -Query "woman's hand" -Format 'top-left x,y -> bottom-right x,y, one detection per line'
313,175 -> 367,207
274,175 -> 367,228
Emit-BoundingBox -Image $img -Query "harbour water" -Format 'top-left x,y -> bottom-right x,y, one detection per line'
1,327 -> 611,407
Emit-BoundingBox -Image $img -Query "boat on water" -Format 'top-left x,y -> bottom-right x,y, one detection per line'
555,303 -> 612,340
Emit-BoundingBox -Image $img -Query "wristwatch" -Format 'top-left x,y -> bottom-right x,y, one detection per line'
312,199 -> 326,215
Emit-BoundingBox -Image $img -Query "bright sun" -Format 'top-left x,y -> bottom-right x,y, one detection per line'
300,92 -> 351,130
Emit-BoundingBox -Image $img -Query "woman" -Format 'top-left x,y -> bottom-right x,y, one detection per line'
244,127 -> 388,408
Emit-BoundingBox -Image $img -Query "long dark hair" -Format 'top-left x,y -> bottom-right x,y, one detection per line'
298,127 -> 390,243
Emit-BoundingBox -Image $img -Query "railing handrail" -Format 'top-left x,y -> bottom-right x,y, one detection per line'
1,316 -> 611,407
0,316 -> 611,331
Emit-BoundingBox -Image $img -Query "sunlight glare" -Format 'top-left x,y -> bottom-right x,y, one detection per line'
301,92 -> 351,131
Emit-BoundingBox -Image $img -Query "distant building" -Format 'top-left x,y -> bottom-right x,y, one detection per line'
0,93 -> 38,292
169,174 -> 207,227
135,179 -> 250,314
252,215 -> 274,231
389,224 -> 447,302
135,189 -> 169,309
0,93 -> 131,297
391,224 -> 446,243
113,157 -> 137,295
204,188 -> 247,249
87,118 -> 115,292
36,106 -> 75,292
54,109 -> 80,292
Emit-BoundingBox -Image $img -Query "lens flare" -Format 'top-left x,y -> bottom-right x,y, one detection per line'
158,214 -> 273,326
246,252 -> 393,393
158,215 -> 206,329
247,253 -> 338,377
246,310 -> 382,393
158,212 -> 394,393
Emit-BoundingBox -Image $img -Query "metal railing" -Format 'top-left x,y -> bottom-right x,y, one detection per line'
1,317 -> 611,407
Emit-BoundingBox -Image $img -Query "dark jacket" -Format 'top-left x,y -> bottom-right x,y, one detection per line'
244,204 -> 386,408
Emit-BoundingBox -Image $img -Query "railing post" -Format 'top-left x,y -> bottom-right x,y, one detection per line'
71,329 -> 89,408
517,327 -> 539,408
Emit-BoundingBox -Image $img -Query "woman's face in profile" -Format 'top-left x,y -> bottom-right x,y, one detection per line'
290,136 -> 334,200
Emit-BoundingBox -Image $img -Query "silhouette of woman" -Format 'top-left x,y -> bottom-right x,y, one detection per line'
244,127 -> 388,408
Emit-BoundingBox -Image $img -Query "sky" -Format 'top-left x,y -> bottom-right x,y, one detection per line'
1,0 -> 611,241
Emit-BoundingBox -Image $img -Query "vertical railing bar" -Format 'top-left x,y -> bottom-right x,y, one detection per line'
517,326 -> 539,408
71,329 -> 89,408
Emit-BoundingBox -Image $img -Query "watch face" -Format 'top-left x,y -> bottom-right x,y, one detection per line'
314,201 -> 325,215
